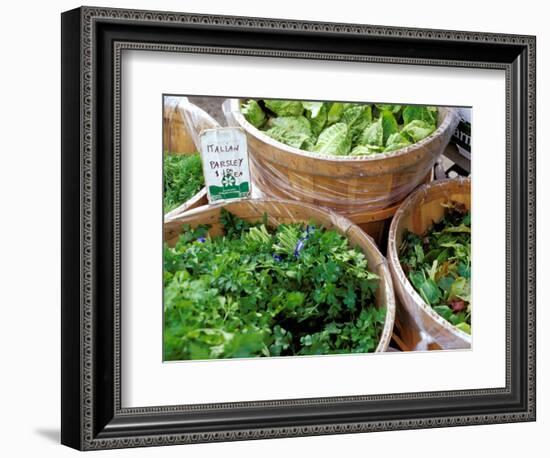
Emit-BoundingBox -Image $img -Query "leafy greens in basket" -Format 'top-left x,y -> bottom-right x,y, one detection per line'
399,202 -> 471,334
164,210 -> 386,360
163,153 -> 204,213
241,99 -> 438,156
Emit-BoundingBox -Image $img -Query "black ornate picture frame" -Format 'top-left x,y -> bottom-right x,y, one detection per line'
61,6 -> 536,450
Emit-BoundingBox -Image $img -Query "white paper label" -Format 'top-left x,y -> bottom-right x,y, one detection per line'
198,127 -> 251,202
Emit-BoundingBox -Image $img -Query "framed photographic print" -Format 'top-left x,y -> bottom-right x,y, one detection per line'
61,6 -> 536,451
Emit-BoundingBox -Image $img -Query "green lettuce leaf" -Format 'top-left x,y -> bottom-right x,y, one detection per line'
457,261 -> 470,279
342,104 -> 373,142
302,101 -> 324,118
384,132 -> 412,152
358,118 -> 383,147
437,275 -> 454,293
401,120 -> 436,142
241,99 -> 266,128
313,122 -> 351,155
381,110 -> 399,144
408,270 -> 426,292
264,126 -> 311,149
419,278 -> 442,305
303,101 -> 327,136
402,105 -> 438,126
268,116 -> 312,137
327,102 -> 344,124
301,138 -> 316,151
449,277 -> 471,303
263,116 -> 314,150
455,322 -> 471,335
375,104 -> 402,114
350,145 -> 383,156
433,305 -> 454,321
264,99 -> 304,117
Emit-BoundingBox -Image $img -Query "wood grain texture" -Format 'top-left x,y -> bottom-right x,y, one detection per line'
163,97 -> 197,154
164,187 -> 208,220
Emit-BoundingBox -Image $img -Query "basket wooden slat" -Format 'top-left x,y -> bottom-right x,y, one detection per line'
164,198 -> 396,352
387,178 -> 471,350
225,99 -> 459,215
163,187 -> 208,220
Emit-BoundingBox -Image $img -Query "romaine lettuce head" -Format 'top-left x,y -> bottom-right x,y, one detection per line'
264,125 -> 311,149
263,116 -> 314,150
380,110 -> 399,144
268,115 -> 312,138
402,105 -> 438,126
243,97 -> 442,157
264,99 -> 304,117
301,138 -> 316,152
327,102 -> 344,124
375,104 -> 402,115
358,117 -> 383,147
341,104 -> 373,143
384,132 -> 412,152
401,120 -> 436,143
303,101 -> 328,136
302,101 -> 324,118
313,122 -> 351,155
241,99 -> 266,128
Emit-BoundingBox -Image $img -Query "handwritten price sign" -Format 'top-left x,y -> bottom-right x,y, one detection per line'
199,127 -> 251,202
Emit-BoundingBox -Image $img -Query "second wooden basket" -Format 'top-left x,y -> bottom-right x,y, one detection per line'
387,178 -> 471,350
164,198 -> 396,352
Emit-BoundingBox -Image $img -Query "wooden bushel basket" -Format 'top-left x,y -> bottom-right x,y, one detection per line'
224,99 -> 459,217
162,97 -> 217,220
164,198 -> 396,352
163,96 -> 197,155
387,178 -> 471,350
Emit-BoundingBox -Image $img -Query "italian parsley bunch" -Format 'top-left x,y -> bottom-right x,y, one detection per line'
163,210 -> 386,360
163,153 -> 204,213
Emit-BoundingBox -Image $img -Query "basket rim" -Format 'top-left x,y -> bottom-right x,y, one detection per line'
387,177 -> 472,344
163,186 -> 208,220
228,98 -> 458,164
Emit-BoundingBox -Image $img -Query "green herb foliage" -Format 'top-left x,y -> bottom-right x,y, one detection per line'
399,202 -> 471,334
164,210 -> 386,360
241,99 -> 438,156
163,153 -> 204,213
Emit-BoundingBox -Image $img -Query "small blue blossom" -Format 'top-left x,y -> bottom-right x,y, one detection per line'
196,236 -> 206,243
272,253 -> 282,262
294,239 -> 306,257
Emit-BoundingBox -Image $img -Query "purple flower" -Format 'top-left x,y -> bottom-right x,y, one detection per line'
294,239 -> 306,257
196,236 -> 206,243
272,253 -> 282,262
